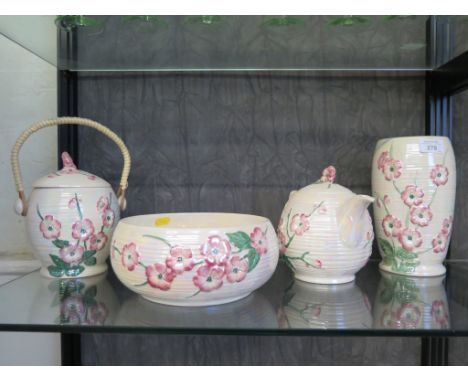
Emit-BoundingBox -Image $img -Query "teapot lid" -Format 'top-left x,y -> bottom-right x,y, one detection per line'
289,166 -> 353,202
33,152 -> 111,188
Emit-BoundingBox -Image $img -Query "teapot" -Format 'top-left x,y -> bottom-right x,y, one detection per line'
10,117 -> 131,279
278,166 -> 374,284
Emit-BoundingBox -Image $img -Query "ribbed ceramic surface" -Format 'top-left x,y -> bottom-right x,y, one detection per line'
27,187 -> 119,278
111,213 -> 279,306
373,271 -> 449,329
279,280 -> 372,329
371,136 -> 456,276
279,182 -> 373,284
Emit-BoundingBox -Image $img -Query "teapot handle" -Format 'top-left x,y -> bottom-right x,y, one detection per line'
11,117 -> 131,216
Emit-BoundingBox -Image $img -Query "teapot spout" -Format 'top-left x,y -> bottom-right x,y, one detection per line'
337,194 -> 374,247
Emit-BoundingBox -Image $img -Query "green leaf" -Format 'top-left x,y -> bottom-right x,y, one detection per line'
227,231 -> 252,251
84,250 -> 97,259
49,254 -> 69,268
379,287 -> 394,305
395,248 -> 418,260
246,248 -> 260,272
47,265 -> 64,278
84,257 -> 97,266
395,290 -> 418,304
52,239 -> 69,249
281,255 -> 296,271
378,238 -> 394,257
65,266 -> 85,277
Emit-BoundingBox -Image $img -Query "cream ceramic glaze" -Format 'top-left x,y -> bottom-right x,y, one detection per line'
373,271 -> 449,329
278,280 -> 372,329
371,136 -> 456,277
10,117 -> 131,279
278,166 -> 374,284
111,213 -> 279,306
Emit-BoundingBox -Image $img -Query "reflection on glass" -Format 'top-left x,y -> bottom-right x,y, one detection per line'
55,15 -> 102,29
262,16 -> 304,27
184,16 -> 223,25
30,272 -> 119,326
277,280 -> 372,329
115,290 -> 277,329
373,271 -> 449,329
328,16 -> 370,26
122,16 -> 168,27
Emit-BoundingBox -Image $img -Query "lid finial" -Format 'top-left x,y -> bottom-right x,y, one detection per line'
61,152 -> 77,170
320,165 -> 336,183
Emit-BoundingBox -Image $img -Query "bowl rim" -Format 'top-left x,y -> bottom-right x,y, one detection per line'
117,212 -> 272,231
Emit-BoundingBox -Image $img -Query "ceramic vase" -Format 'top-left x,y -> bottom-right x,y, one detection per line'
372,136 -> 456,276
373,271 -> 449,330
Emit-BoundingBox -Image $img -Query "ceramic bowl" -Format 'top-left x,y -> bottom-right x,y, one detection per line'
111,213 -> 279,306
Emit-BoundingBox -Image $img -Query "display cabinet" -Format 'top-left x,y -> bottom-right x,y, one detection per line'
0,15 -> 468,366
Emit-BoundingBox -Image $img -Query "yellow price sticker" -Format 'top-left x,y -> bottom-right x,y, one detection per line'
155,216 -> 171,226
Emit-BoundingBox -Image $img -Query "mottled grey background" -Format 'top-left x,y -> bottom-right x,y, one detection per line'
71,15 -> 468,365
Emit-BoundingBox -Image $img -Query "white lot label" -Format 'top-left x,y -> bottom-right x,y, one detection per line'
419,139 -> 444,153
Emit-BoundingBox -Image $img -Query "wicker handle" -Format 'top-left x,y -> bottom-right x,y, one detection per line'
11,117 -> 131,216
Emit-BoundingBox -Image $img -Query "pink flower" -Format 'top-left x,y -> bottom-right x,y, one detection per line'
225,256 -> 249,283
382,159 -> 402,181
89,232 -> 108,251
410,206 -> 433,227
380,310 -> 398,328
432,232 -> 448,254
88,175 -> 96,181
250,227 -> 268,255
68,197 -> 82,209
441,216 -> 453,235
192,265 -> 225,292
396,303 -> 421,328
277,230 -> 287,255
165,246 -> 194,274
87,302 -> 108,325
102,208 -> 115,228
377,151 -> 390,170
96,196 -> 110,212
319,206 -> 327,215
400,185 -> 424,207
430,164 -> 449,186
431,300 -> 449,328
121,243 -> 140,271
289,213 -> 310,236
200,235 -> 231,265
320,165 -> 336,183
59,245 -> 84,265
60,296 -> 85,324
145,263 -> 175,291
39,215 -> 61,239
398,228 -> 422,252
71,219 -> 95,241
382,215 -> 402,237
383,195 -> 391,204
314,259 -> 323,268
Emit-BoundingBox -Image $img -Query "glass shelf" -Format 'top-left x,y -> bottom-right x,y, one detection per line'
0,259 -> 467,336
0,15 -> 439,72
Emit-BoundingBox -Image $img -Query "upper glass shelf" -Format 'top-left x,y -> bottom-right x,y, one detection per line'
0,15 -> 444,72
0,260 -> 467,335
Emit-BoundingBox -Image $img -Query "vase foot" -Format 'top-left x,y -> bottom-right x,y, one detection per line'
379,262 -> 446,277
39,264 -> 108,279
294,273 -> 355,285
141,292 -> 252,307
